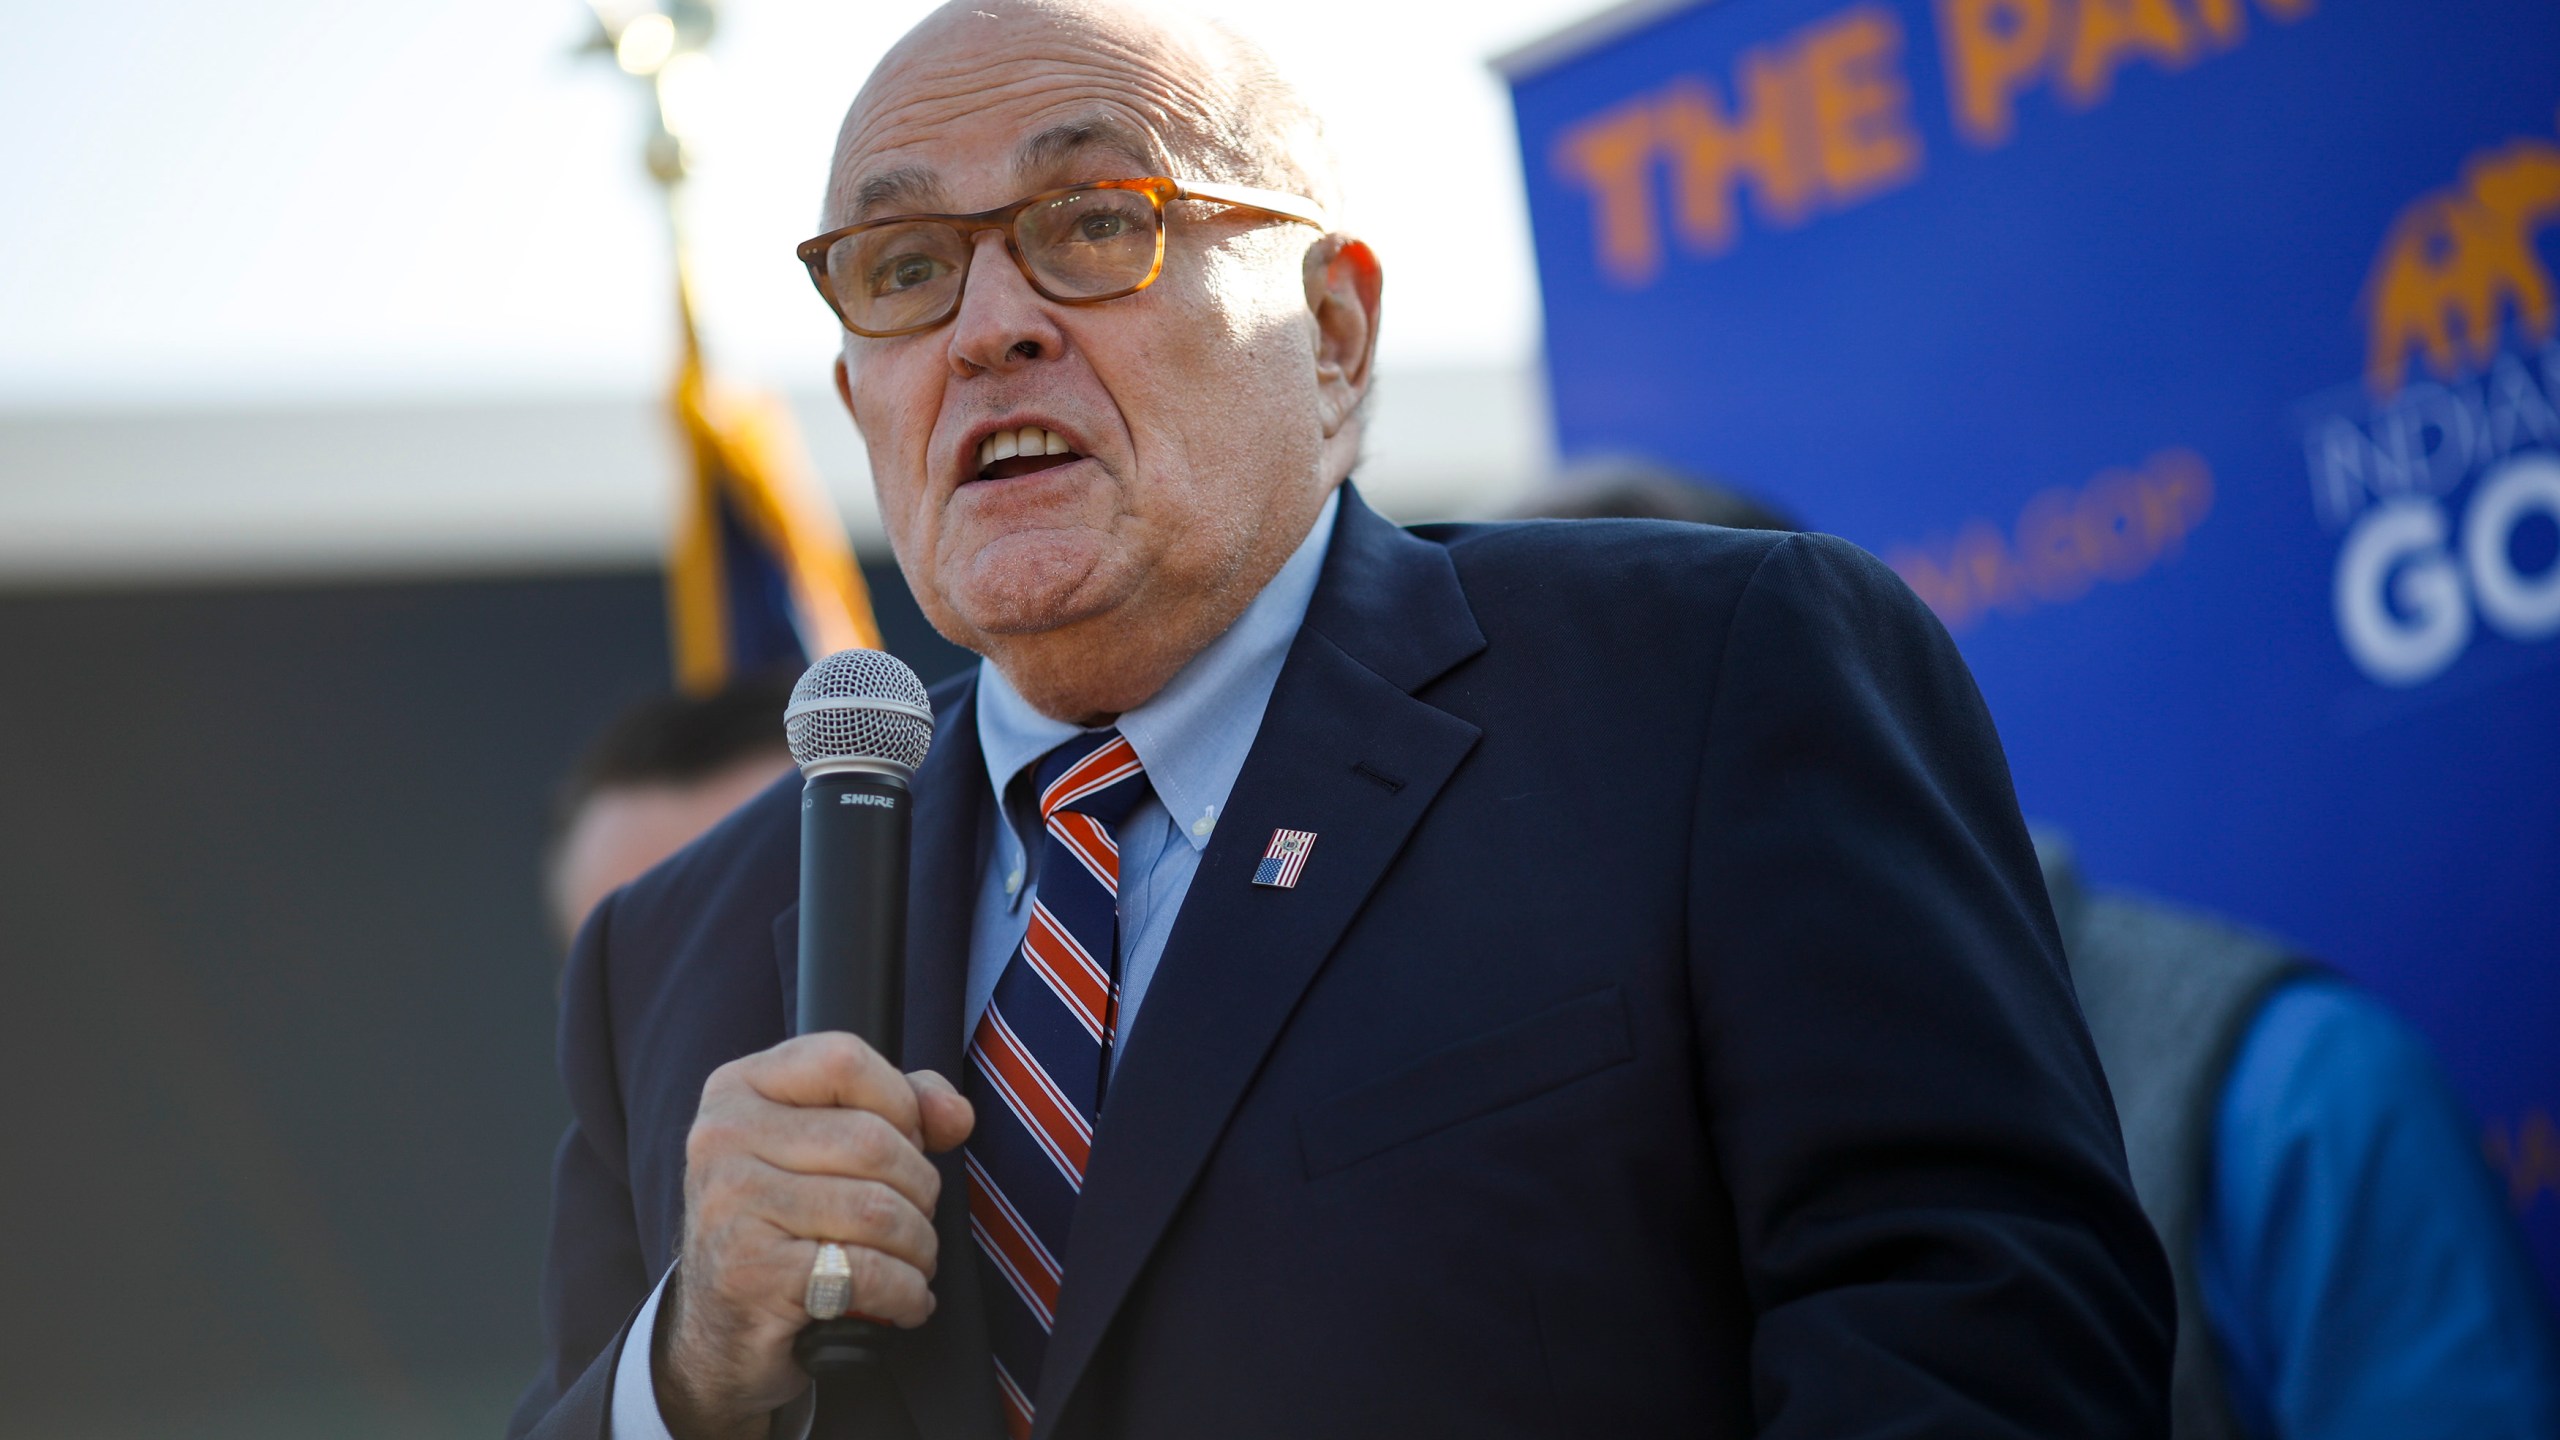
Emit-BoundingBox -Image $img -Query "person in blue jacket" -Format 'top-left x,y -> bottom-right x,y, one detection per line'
2039,838 -> 2560,1440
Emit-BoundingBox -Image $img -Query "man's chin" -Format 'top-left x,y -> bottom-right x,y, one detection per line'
941,535 -> 1128,640
944,579 -> 1123,643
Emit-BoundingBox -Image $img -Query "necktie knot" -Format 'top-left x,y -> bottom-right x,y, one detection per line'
1032,729 -> 1149,828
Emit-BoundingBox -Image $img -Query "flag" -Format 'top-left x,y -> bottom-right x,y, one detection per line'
1253,829 -> 1317,889
601,0 -> 882,696
664,341 -> 880,694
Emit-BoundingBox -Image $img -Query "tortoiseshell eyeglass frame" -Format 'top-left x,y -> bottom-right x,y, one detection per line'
796,176 -> 1330,338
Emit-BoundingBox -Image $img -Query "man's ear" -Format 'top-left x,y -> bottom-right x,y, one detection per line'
1306,234 -> 1383,439
832,354 -> 856,416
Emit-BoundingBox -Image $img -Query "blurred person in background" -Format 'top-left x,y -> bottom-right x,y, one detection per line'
1506,454 -> 1798,531
2037,837 -> 2560,1440
1517,465 -> 2560,1440
545,671 -> 798,946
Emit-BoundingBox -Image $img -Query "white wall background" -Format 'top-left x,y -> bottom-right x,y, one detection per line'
0,0 -> 1604,577
0,0 -> 1596,406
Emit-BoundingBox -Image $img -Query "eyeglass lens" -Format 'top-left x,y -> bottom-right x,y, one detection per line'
823,186 -> 1165,334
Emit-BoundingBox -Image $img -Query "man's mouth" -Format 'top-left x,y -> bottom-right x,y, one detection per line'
972,425 -> 1084,482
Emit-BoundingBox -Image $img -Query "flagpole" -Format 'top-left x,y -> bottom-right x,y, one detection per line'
582,0 -> 883,692
582,0 -> 713,301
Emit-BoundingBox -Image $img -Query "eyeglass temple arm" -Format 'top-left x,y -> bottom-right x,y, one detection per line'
1175,180 -> 1330,231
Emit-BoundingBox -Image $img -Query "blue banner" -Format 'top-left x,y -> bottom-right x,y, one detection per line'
1507,0 -> 2560,1291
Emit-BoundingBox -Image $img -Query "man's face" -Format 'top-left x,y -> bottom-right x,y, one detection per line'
825,8 -> 1355,695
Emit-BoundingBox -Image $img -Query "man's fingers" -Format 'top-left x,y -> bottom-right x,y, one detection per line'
686,1223 -> 936,1333
749,1170 -> 941,1275
788,1238 -> 936,1329
910,1069 -> 976,1153
719,1032 -> 923,1141
700,1105 -> 944,1215
663,1038 -> 958,1431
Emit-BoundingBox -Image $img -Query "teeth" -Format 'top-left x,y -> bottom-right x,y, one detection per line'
976,426 -> 1076,471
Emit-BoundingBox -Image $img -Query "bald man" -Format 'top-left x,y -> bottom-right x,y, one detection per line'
510,4 -> 2173,1438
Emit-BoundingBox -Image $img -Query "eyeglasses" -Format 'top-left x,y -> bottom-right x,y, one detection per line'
797,177 -> 1328,338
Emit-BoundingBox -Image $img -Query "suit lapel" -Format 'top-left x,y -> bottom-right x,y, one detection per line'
893,680 -> 983,1084
1031,488 -> 1487,1434
776,678 -> 1009,1440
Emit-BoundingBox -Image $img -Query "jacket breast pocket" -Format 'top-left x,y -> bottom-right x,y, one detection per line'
1297,985 -> 1634,1179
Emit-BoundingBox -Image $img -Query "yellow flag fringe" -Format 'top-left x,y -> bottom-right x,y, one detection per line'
666,351 -> 881,694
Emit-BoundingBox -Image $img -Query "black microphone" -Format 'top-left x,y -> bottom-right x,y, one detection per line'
781,648 -> 936,1377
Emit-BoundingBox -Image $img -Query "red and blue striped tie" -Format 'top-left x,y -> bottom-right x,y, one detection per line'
964,730 -> 1148,1438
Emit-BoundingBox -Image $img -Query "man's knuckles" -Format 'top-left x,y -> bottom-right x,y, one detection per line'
683,1109 -> 761,1172
837,1176 -> 909,1243
777,1032 -> 914,1110
838,1183 -> 939,1272
684,1088 -> 928,1186
792,1029 -> 881,1076
832,1245 -> 934,1326
758,1175 -> 930,1256
835,1108 -> 905,1171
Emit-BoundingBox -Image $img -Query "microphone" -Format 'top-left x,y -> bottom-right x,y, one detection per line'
781,648 -> 936,1377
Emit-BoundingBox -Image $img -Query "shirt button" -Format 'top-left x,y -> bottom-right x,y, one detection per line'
1191,810 -> 1216,839
1005,866 -> 1024,896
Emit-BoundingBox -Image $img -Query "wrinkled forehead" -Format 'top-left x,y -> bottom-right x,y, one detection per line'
832,108 -> 1176,226
824,10 -> 1227,225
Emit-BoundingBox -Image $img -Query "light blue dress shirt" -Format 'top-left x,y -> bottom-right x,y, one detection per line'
2198,979 -> 2560,1439
610,490 -> 1337,1439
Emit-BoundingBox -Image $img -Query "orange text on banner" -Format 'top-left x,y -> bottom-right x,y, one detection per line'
1886,447 -> 2216,632
1552,3 -> 1925,285
1938,0 -> 2316,149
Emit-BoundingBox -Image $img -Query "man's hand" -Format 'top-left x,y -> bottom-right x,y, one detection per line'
655,1033 -> 975,1440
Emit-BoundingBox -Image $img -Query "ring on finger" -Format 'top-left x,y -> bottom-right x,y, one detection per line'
805,1241 -> 854,1321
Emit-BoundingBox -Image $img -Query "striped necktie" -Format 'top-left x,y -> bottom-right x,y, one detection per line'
964,729 -> 1148,1438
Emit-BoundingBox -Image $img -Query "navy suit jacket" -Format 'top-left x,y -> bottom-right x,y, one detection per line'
512,487 -> 2172,1439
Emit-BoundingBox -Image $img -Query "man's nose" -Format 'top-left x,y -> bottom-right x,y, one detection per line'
947,230 -> 1065,376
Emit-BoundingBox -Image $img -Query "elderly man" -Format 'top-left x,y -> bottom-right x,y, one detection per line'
510,3 -> 2173,1437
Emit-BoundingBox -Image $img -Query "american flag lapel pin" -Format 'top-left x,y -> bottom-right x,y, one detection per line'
1253,828 -> 1317,889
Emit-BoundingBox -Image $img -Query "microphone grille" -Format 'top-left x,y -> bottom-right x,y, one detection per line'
784,649 -> 935,776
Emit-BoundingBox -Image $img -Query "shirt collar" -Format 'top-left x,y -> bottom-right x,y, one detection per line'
975,487 -> 1340,854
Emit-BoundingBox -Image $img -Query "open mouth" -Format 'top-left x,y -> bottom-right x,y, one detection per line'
973,425 -> 1084,482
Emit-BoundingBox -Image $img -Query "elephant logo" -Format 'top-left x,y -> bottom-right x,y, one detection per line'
2363,122 -> 2560,399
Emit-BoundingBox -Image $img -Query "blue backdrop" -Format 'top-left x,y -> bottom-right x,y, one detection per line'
1505,0 -> 2560,1293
